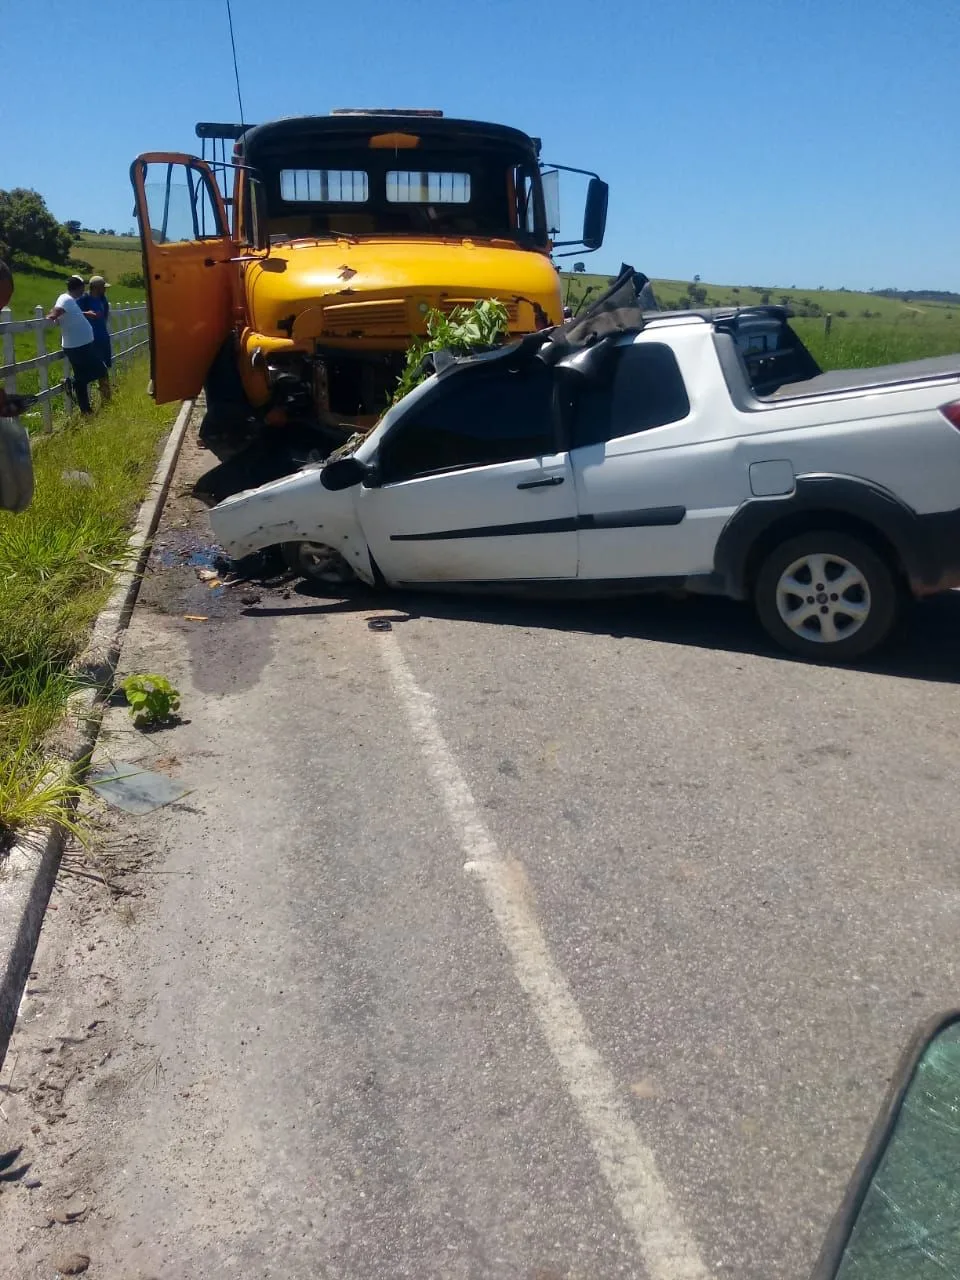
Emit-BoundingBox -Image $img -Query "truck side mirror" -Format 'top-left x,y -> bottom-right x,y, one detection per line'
251,177 -> 269,252
582,178 -> 609,251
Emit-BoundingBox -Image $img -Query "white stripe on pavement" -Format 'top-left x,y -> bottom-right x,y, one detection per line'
377,627 -> 708,1280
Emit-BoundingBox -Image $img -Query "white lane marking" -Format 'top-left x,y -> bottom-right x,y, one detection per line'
377,628 -> 708,1280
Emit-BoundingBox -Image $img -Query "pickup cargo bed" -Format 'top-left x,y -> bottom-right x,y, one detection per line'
769,353 -> 960,399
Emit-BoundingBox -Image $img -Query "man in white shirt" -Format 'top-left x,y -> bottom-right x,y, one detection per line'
47,275 -> 107,415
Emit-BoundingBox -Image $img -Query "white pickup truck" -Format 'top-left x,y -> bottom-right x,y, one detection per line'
209,304 -> 960,661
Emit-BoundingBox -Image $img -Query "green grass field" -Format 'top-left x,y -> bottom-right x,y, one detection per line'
561,272 -> 959,371
68,232 -> 144,287
0,357 -> 174,842
6,234 -> 145,319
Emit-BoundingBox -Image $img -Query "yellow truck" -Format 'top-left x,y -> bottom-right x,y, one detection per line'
130,110 -> 607,445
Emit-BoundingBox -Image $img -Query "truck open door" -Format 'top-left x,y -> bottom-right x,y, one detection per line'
131,154 -> 236,403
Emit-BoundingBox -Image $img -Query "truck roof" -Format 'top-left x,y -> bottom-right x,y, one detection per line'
200,115 -> 541,165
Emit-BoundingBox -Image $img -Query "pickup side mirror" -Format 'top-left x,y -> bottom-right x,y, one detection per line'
582,178 -> 608,252
320,456 -> 371,491
811,1009 -> 960,1279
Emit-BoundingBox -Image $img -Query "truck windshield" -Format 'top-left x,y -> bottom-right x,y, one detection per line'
264,147 -> 546,245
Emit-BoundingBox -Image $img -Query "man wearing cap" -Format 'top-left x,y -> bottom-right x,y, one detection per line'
47,275 -> 107,415
78,275 -> 112,403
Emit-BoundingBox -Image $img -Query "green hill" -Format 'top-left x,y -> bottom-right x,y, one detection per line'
69,232 -> 144,286
561,272 -> 959,370
6,233 -> 145,319
3,235 -> 147,396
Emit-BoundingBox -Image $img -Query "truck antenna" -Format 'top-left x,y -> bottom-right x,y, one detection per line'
225,0 -> 247,130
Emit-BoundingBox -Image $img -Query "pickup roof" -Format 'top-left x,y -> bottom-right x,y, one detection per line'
210,303 -> 960,660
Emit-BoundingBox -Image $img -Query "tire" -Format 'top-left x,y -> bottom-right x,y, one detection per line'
754,530 -> 899,661
281,541 -> 357,587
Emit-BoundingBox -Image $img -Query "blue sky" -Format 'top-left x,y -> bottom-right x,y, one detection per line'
5,0 -> 958,291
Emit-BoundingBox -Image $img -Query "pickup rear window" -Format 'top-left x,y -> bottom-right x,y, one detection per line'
721,316 -> 821,396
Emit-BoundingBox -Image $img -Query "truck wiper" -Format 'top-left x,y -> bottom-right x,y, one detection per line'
272,230 -> 360,247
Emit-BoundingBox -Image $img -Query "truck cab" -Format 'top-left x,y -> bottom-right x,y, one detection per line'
131,110 -> 608,437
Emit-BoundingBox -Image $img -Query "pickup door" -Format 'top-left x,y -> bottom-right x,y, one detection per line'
356,362 -> 578,584
570,334 -> 742,582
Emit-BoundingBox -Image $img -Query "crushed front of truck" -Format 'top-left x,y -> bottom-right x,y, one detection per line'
237,235 -> 560,431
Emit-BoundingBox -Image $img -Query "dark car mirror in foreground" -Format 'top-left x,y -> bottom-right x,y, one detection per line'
0,411 -> 34,514
812,1010 -> 960,1279
320,456 -> 370,491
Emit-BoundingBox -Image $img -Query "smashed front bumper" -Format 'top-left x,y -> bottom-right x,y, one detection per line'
208,464 -> 375,584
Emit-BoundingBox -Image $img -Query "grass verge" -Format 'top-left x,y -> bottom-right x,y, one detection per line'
0,358 -> 175,845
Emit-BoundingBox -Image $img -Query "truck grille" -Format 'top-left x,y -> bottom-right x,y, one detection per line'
321,296 -> 525,337
321,299 -> 409,335
437,298 -> 522,326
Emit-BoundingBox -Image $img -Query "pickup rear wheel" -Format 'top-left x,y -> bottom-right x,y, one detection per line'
754,531 -> 899,661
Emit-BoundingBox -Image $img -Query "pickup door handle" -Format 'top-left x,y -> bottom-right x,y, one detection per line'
517,476 -> 565,490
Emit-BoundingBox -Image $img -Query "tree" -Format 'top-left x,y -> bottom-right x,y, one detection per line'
686,282 -> 707,306
0,188 -> 72,264
65,219 -> 82,235
693,273 -> 701,283
573,261 -> 585,273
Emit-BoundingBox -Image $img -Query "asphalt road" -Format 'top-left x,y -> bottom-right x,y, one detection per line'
6,435 -> 960,1279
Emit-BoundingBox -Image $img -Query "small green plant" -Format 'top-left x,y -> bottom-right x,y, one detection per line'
121,673 -> 181,728
392,298 -> 509,404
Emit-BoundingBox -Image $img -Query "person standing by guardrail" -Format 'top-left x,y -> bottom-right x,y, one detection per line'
47,274 -> 107,416
78,275 -> 112,403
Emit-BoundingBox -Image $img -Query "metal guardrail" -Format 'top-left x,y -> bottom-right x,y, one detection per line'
0,302 -> 149,430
